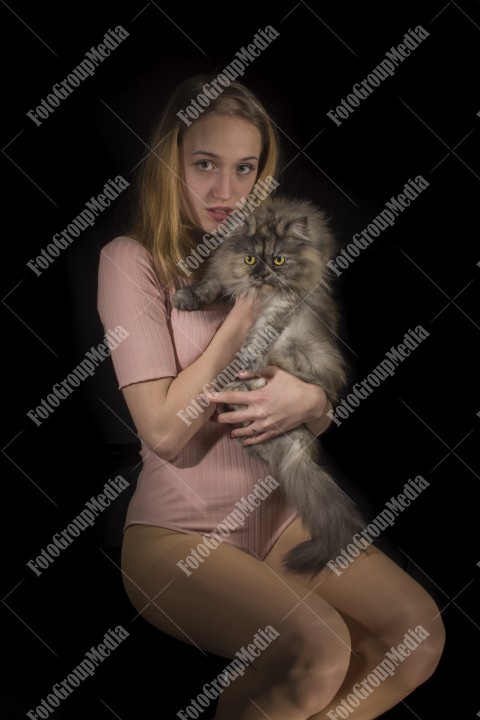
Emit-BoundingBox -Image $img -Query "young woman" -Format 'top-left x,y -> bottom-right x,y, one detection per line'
97,75 -> 445,719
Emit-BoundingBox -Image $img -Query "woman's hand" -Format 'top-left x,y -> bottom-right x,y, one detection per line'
204,366 -> 332,446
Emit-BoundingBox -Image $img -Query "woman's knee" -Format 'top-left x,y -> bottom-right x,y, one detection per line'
377,598 -> 446,692
272,612 -> 352,714
401,611 -> 445,688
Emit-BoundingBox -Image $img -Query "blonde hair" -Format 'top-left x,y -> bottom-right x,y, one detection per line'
129,75 -> 281,285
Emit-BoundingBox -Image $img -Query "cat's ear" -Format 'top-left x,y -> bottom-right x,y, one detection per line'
285,217 -> 309,240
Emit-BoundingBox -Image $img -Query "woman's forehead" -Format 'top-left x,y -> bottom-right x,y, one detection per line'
182,114 -> 262,158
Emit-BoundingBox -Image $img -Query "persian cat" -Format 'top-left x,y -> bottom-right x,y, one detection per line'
173,196 -> 366,575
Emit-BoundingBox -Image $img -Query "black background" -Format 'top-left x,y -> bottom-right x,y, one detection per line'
2,0 -> 479,718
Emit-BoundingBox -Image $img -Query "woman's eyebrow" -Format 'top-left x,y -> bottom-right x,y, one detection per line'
191,150 -> 259,161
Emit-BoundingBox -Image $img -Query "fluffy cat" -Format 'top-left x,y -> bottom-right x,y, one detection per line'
173,195 -> 366,575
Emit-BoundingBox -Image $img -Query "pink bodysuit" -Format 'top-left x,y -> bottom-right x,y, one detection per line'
97,236 -> 297,560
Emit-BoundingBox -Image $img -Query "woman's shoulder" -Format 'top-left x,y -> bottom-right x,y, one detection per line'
99,235 -> 157,277
99,235 -> 187,291
97,235 -> 178,296
100,234 -> 151,262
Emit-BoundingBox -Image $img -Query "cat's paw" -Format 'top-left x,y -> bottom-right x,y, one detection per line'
222,380 -> 249,394
244,376 -> 267,390
172,287 -> 201,311
223,377 -> 267,394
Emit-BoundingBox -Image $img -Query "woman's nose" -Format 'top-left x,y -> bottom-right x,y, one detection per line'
212,171 -> 232,200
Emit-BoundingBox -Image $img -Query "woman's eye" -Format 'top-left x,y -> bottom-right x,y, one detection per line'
237,164 -> 254,175
245,255 -> 256,266
195,160 -> 214,171
273,256 -> 286,266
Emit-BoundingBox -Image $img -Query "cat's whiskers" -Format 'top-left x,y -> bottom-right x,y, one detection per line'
232,279 -> 262,303
274,272 -> 305,303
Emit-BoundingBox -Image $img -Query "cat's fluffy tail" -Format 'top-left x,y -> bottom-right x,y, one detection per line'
267,430 -> 366,576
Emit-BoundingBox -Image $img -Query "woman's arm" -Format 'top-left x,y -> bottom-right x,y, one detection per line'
122,296 -> 259,460
204,366 -> 333,446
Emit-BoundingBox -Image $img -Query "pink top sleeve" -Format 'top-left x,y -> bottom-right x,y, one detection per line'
97,236 -> 178,389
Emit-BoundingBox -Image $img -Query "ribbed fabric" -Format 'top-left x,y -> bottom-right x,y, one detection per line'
97,236 -> 297,559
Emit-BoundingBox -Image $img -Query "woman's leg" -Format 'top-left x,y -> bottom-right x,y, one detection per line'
261,519 -> 446,720
121,524 -> 352,720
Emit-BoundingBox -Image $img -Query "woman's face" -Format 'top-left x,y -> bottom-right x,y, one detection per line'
182,114 -> 262,233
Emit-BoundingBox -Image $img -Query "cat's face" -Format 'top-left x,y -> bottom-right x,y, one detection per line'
211,198 -> 335,300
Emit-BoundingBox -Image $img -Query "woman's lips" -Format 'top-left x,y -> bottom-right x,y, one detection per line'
207,207 -> 233,222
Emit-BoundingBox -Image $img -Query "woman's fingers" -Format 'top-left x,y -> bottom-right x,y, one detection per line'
242,429 -> 278,446
203,389 -> 257,407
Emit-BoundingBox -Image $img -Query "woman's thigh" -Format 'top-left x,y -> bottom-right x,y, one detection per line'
263,518 -> 446,648
121,524 -> 351,663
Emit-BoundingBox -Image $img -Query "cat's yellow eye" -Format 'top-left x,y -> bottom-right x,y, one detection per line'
245,255 -> 256,266
273,256 -> 286,266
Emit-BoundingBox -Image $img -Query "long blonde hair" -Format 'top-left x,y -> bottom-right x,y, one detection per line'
129,75 -> 281,285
